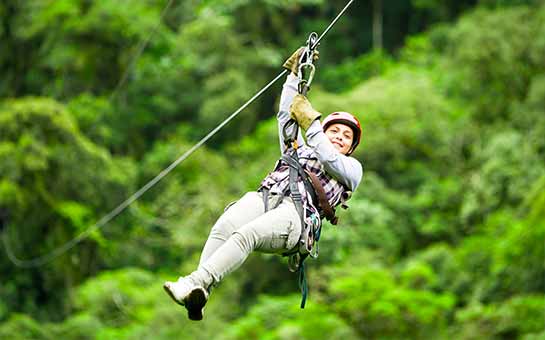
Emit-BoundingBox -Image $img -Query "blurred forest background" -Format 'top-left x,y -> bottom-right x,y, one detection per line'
1,0 -> 544,339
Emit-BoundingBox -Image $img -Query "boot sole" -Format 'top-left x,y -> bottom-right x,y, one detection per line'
185,288 -> 207,321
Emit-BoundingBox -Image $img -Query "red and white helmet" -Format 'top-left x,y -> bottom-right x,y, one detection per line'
322,111 -> 362,155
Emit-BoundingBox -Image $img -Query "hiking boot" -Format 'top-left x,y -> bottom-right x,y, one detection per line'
163,277 -> 209,321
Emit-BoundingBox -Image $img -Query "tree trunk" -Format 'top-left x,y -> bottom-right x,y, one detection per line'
372,0 -> 383,50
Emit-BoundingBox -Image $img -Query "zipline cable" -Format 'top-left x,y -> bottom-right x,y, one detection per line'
110,0 -> 176,101
2,70 -> 288,268
313,0 -> 355,49
2,0 -> 356,268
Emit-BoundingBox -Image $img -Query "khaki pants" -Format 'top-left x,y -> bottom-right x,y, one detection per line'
188,191 -> 302,289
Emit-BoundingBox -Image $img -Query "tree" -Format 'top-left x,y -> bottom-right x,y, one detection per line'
0,97 -> 135,318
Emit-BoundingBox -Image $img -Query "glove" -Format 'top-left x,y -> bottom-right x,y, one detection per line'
282,47 -> 320,75
290,94 -> 321,130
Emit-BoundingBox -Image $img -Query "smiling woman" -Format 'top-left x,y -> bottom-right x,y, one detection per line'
325,123 -> 354,154
163,47 -> 364,320
322,111 -> 362,156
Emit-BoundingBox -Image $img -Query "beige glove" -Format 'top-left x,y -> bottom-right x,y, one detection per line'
283,47 -> 320,75
290,94 -> 322,130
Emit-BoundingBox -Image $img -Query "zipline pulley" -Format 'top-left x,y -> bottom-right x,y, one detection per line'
283,32 -> 320,149
297,32 -> 319,96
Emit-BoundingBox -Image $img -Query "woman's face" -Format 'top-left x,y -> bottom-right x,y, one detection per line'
325,123 -> 354,155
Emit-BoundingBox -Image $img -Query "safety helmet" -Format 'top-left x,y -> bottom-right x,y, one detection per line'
322,111 -> 362,155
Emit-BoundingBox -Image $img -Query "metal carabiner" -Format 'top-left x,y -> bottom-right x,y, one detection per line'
282,119 -> 299,149
297,32 -> 319,96
297,63 -> 315,96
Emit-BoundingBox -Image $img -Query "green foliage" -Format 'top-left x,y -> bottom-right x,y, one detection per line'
48,313 -> 103,340
73,268 -> 156,326
487,213 -> 545,299
319,173 -> 403,263
171,9 -> 281,143
454,295 -> 545,339
0,97 -> 136,318
329,265 -> 455,338
320,49 -> 395,92
129,132 -> 240,268
6,0 -> 169,98
523,174 -> 545,224
400,260 -> 439,290
66,94 -> 117,150
511,73 -> 545,157
0,314 -> 52,340
435,208 -> 545,306
446,5 -> 545,122
220,294 -> 359,340
461,129 -> 545,226
225,118 -> 283,191
409,244 -> 471,299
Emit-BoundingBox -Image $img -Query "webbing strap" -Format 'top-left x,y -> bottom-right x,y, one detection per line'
282,150 -> 313,309
282,154 -> 337,224
306,172 -> 338,225
261,188 -> 283,213
283,151 -> 306,227
298,258 -> 309,308
262,188 -> 269,212
281,154 -> 317,205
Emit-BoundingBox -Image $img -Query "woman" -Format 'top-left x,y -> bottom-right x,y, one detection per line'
164,48 -> 363,321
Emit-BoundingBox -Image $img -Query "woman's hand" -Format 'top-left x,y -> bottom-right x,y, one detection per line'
282,47 -> 319,75
289,94 -> 322,130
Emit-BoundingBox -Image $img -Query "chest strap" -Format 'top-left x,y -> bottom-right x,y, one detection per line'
284,152 -> 306,229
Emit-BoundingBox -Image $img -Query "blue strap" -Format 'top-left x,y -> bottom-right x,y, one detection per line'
298,261 -> 308,308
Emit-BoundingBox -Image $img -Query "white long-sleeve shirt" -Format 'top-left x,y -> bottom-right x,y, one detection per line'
276,73 -> 363,191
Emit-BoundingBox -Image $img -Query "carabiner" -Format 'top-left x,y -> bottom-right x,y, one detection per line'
297,32 -> 319,96
297,63 -> 315,96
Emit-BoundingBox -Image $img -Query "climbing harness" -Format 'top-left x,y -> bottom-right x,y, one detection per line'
270,27 -> 355,308
2,0 -> 357,271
